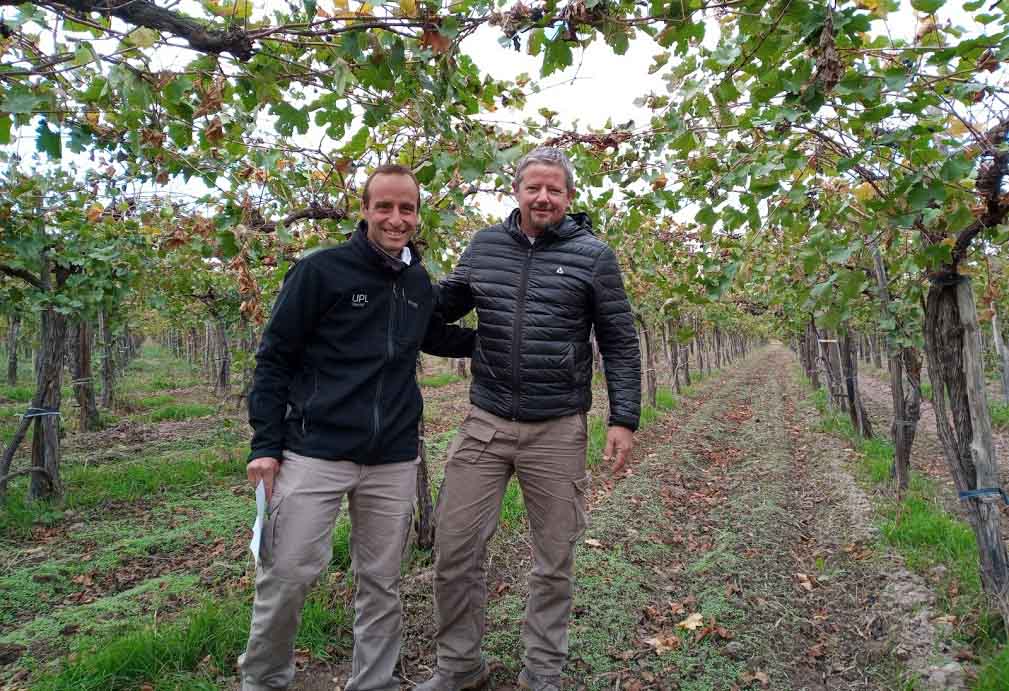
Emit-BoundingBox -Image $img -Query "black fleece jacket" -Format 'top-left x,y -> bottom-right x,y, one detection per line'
248,224 -> 474,464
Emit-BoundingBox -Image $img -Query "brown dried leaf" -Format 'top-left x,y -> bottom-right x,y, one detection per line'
421,28 -> 452,54
795,572 -> 814,591
204,117 -> 225,145
739,670 -> 770,688
644,633 -> 681,655
978,48 -> 999,73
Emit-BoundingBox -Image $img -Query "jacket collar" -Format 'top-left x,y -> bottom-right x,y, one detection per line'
353,220 -> 419,274
504,208 -> 592,245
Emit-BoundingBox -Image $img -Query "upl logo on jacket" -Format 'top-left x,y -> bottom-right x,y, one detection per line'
352,292 -> 368,308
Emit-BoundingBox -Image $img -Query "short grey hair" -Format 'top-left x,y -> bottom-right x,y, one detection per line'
513,147 -> 576,194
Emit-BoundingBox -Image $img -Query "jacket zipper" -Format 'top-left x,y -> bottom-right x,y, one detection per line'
370,276 -> 399,452
511,247 -> 533,419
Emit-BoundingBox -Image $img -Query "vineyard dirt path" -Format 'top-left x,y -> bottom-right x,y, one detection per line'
280,347 -> 958,690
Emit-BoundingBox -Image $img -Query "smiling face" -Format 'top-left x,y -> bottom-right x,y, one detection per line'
362,173 -> 419,256
514,163 -> 574,236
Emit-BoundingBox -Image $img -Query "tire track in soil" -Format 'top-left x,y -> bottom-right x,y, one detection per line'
549,346 -> 955,691
389,351 -> 847,689
630,347 -> 903,690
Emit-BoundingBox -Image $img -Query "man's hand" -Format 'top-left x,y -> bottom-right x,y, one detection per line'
248,457 -> 280,503
603,426 -> 634,475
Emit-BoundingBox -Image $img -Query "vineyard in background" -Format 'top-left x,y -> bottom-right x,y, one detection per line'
6,0 -> 1009,688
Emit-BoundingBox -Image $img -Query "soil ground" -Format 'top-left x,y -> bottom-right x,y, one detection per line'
0,345 -> 979,690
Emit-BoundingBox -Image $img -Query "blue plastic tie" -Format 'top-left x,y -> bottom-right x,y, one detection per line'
958,487 -> 1009,505
17,407 -> 61,420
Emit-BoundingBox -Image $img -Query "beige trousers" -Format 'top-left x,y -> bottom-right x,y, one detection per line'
239,451 -> 418,691
433,406 -> 589,678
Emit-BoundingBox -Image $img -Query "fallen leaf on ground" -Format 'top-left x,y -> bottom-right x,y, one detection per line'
583,538 -> 604,548
677,612 -> 704,630
739,670 -> 770,688
644,633 -> 681,655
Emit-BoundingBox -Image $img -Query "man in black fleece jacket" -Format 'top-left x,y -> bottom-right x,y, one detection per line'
239,165 -> 474,691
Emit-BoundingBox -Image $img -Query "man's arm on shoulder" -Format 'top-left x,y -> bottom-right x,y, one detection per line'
248,259 -> 329,464
591,245 -> 641,433
437,241 -> 476,322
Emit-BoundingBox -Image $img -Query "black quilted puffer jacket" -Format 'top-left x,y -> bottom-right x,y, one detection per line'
439,209 -> 641,430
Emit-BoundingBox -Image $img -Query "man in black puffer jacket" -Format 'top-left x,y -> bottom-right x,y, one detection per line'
418,148 -> 641,691
240,165 -> 474,691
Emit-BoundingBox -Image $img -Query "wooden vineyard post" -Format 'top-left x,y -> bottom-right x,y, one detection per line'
872,246 -> 917,492
924,276 -> 1009,622
71,321 -> 101,432
415,414 -> 435,550
840,330 -> 873,439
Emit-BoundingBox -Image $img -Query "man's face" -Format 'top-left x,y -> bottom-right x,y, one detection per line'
514,163 -> 573,236
363,173 -> 419,255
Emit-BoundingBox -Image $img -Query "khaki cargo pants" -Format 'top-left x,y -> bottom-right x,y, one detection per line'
433,405 -> 590,678
239,451 -> 418,691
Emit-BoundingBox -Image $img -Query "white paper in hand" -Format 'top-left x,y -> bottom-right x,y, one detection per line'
250,480 -> 266,566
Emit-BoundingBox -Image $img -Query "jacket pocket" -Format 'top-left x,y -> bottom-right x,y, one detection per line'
474,335 -> 500,380
563,343 -> 577,384
395,290 -> 425,351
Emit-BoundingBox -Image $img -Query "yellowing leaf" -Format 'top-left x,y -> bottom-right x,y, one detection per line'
854,182 -> 876,202
333,0 -> 349,11
203,0 -> 253,19
129,27 -> 159,48
356,2 -> 374,15
948,117 -> 970,137
398,0 -> 416,16
856,0 -> 890,18
677,612 -> 704,630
